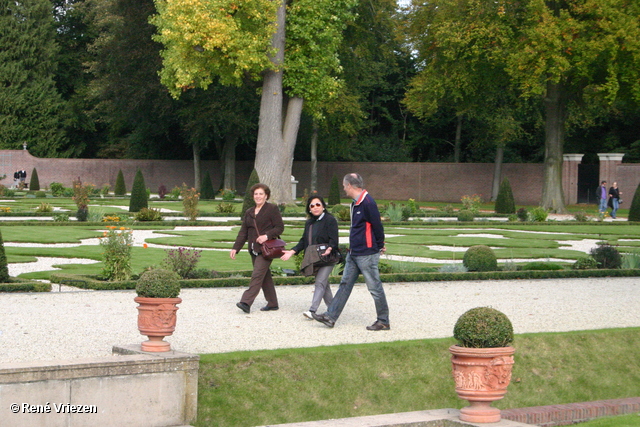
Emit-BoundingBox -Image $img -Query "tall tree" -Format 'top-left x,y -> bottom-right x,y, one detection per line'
53,0 -> 100,157
404,0 -> 640,212
0,0 -> 69,156
84,0 -> 182,159
501,0 -> 640,212
152,0 -> 356,203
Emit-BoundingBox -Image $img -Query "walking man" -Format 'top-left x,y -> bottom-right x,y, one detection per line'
598,181 -> 608,214
312,173 -> 390,331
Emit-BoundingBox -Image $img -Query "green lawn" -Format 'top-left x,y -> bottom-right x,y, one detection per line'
195,328 -> 640,427
3,220 -> 640,280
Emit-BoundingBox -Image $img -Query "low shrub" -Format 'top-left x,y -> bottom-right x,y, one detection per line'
574,211 -> 589,222
35,202 -> 53,213
440,204 -> 454,215
169,186 -> 181,199
163,247 -> 202,279
158,185 -> 168,199
50,182 -> 65,197
386,203 -> 408,221
461,194 -> 482,214
35,191 -> 46,198
590,242 -> 622,269
572,256 -> 598,270
53,213 -> 70,222
463,245 -> 497,272
530,206 -> 548,222
457,209 -> 474,222
220,188 -> 236,201
134,207 -> 163,221
521,261 -> 564,271
216,202 -> 236,213
332,204 -> 350,221
517,207 -> 528,221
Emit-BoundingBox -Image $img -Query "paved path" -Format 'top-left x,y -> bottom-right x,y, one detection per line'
0,277 -> 638,364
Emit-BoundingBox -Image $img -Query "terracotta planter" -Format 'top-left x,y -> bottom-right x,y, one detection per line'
135,296 -> 182,352
449,345 -> 515,423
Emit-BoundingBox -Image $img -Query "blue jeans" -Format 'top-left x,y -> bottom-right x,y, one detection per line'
325,252 -> 389,325
599,198 -> 608,213
611,198 -> 619,218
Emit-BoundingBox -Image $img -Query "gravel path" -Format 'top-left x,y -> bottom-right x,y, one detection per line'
1,277 -> 638,363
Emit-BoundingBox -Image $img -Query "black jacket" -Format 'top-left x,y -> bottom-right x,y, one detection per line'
290,213 -> 339,255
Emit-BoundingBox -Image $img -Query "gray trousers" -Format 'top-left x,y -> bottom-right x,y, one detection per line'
309,265 -> 334,313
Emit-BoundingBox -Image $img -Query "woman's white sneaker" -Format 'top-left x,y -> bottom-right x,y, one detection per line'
303,311 -> 314,320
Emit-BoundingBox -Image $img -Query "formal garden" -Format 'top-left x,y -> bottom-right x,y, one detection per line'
1,178 -> 639,426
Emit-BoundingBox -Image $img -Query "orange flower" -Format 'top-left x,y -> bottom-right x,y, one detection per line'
120,227 -> 125,230
143,243 -> 148,249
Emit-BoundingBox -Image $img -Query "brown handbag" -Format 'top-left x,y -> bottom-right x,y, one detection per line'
262,238 -> 286,260
253,217 -> 285,260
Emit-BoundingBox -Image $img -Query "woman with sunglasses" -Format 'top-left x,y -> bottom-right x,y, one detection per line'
281,195 -> 340,319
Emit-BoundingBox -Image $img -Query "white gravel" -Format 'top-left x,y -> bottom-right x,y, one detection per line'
0,277 -> 638,363
2,219 -> 636,364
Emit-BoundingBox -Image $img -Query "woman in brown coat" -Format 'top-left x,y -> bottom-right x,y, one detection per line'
230,183 -> 284,313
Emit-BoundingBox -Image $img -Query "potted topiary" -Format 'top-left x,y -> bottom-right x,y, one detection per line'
449,307 -> 515,423
134,269 -> 182,352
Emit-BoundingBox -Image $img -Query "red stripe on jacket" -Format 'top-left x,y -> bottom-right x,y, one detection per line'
366,222 -> 372,248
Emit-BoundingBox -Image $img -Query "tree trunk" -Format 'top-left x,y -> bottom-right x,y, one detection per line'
454,114 -> 462,163
491,144 -> 504,201
540,80 -> 566,213
254,0 -> 302,204
192,143 -> 201,190
222,133 -> 236,191
310,121 -> 318,193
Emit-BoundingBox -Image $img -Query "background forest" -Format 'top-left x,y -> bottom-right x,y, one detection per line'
2,0 -> 640,170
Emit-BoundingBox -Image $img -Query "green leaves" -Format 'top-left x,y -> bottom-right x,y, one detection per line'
151,0 -> 278,95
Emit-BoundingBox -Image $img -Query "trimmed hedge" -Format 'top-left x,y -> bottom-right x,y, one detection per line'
0,281 -> 51,292
328,175 -> 341,206
129,169 -> 148,212
494,177 -> 516,214
200,170 -> 215,200
49,268 -> 640,291
114,169 -> 127,196
30,168 -> 40,191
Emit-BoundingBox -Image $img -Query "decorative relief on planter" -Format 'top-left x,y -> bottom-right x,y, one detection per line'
452,355 -> 514,391
138,304 -> 178,329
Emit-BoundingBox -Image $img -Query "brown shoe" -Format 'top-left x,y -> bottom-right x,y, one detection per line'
366,321 -> 390,331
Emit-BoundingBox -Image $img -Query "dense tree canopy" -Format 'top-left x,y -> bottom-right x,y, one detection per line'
404,0 -> 640,211
0,0 -> 69,156
1,0 -> 640,206
151,0 -> 356,202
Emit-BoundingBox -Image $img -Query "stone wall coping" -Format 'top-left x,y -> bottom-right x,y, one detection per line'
0,345 -> 199,384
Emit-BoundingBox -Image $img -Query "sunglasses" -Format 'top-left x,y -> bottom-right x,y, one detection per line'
309,203 -> 323,208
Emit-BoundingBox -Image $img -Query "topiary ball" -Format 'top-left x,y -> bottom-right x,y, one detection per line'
453,307 -> 514,348
463,245 -> 497,272
135,269 -> 181,298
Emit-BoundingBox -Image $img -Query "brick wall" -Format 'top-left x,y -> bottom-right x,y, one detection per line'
3,150 -> 637,205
